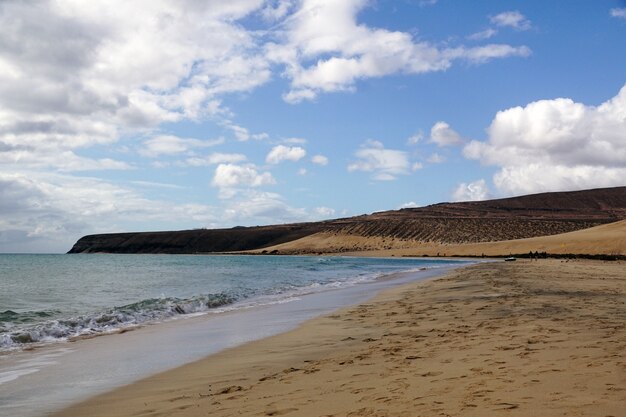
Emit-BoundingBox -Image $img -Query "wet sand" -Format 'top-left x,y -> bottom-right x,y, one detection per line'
56,260 -> 625,416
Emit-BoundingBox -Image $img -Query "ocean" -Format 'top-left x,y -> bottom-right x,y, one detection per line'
0,254 -> 471,416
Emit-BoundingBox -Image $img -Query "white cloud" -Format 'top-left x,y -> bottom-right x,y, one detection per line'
272,0 -> 531,102
412,162 -> 424,171
468,28 -> 497,41
266,145 -> 307,164
253,132 -> 270,141
311,154 -> 329,165
261,0 -> 295,21
227,124 -> 252,141
183,153 -> 247,167
0,145 -> 131,172
430,121 -> 463,146
0,0 -> 269,170
452,44 -> 531,64
131,181 -> 186,190
490,11 -> 531,30
140,135 -> 223,157
297,168 -> 307,176
610,8 -> 626,19
284,137 -> 307,144
220,192 -> 340,226
348,140 -> 410,181
212,164 -> 276,195
217,123 -> 268,142
282,88 -> 317,103
407,131 -> 423,145
398,201 -> 420,209
463,84 -> 626,195
221,190 -> 307,223
313,206 -> 336,218
427,153 -> 445,164
452,179 -> 490,202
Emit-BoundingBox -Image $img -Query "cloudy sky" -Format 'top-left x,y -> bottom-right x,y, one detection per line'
1,0 -> 625,253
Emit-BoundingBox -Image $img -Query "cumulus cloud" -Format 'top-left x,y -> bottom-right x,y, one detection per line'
398,201 -> 420,209
271,0 -> 531,102
452,179 -> 490,202
610,8 -> 626,19
429,121 -> 463,146
463,84 -> 626,195
311,154 -> 329,165
490,11 -> 532,30
266,145 -> 306,164
212,163 -> 275,188
348,140 -> 410,181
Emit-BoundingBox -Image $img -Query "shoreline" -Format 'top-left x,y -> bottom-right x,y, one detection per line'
54,259 -> 625,416
1,259 -> 463,417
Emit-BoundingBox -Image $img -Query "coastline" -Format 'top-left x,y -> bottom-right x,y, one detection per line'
54,259 -> 625,416
1,258 -> 462,417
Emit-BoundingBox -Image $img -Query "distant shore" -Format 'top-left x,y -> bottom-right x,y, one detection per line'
55,259 -> 625,416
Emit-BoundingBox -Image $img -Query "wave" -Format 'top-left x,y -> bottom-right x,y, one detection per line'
0,310 -> 57,324
0,263 -> 445,351
0,292 -> 237,349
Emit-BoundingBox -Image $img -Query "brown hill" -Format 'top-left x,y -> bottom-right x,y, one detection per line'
262,220 -> 626,257
68,186 -> 626,254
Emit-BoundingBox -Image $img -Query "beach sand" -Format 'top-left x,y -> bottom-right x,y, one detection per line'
55,260 -> 625,417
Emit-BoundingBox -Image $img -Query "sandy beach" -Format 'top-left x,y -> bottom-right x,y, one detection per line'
55,259 -> 625,417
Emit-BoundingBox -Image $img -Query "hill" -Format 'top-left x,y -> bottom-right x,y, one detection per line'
261,220 -> 626,257
68,186 -> 626,255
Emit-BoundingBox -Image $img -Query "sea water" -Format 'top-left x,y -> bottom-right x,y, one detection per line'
0,254 -> 471,416
0,254 -> 467,351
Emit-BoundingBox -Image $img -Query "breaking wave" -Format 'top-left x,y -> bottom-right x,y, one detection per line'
0,292 -> 237,349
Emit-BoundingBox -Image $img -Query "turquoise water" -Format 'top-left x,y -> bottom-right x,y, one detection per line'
0,254 -> 468,350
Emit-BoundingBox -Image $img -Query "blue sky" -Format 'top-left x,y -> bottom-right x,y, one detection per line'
1,0 -> 625,253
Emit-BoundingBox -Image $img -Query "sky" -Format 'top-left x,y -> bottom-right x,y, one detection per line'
1,0 -> 625,253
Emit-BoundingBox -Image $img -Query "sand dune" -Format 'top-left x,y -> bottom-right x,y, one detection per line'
254,219 -> 626,257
